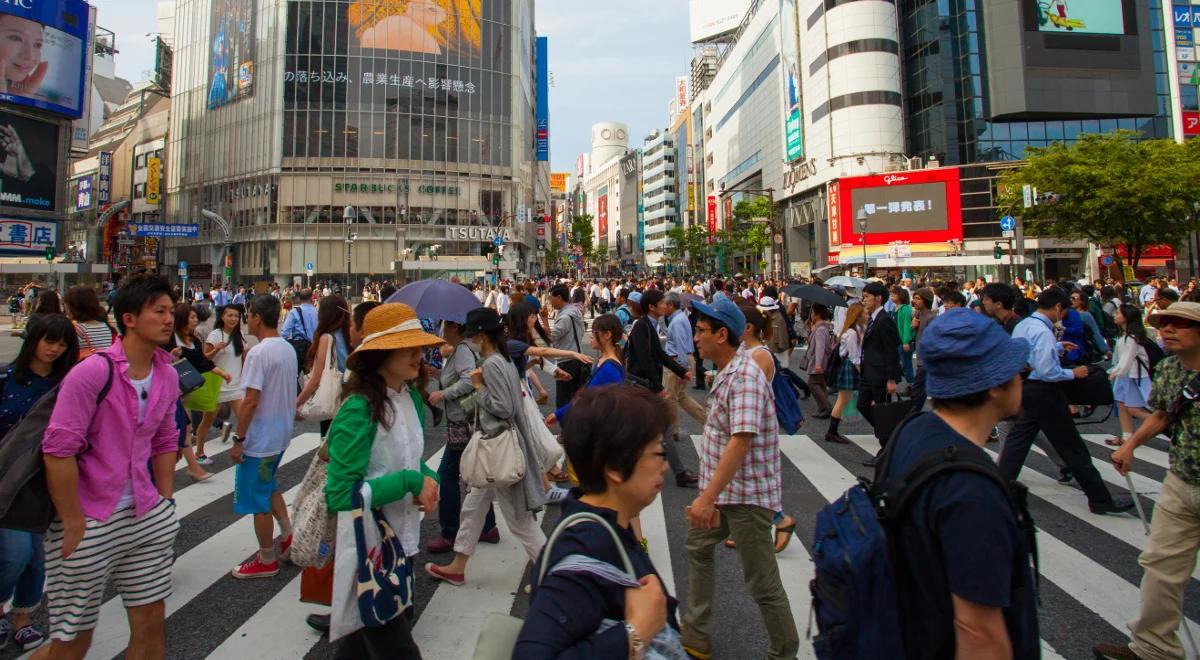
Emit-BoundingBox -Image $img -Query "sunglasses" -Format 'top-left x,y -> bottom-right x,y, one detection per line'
1159,317 -> 1199,330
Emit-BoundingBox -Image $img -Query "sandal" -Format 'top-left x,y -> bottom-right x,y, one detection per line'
774,522 -> 797,553
724,538 -> 736,549
547,467 -> 570,482
1104,436 -> 1126,447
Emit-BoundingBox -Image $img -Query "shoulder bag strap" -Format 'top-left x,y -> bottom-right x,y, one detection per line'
537,511 -> 636,585
75,322 -> 95,352
570,313 -> 583,354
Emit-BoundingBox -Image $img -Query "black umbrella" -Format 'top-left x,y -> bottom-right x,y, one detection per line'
783,283 -> 847,308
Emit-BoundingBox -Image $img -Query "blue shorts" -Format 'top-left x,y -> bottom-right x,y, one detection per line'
233,454 -> 282,515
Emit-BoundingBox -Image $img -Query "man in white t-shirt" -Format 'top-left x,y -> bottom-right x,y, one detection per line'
230,294 -> 299,579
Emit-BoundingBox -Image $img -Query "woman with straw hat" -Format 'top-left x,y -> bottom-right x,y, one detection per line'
426,307 -> 549,587
323,303 -> 442,656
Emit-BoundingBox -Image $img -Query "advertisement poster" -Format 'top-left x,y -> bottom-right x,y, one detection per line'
536,36 -> 548,161
0,0 -> 88,119
208,0 -> 257,109
550,173 -> 569,194
778,0 -> 803,161
75,174 -> 91,210
836,168 -> 963,246
146,156 -> 162,205
828,180 -> 841,247
1037,0 -> 1125,35
706,195 -> 717,244
0,110 -> 59,212
598,194 -> 608,240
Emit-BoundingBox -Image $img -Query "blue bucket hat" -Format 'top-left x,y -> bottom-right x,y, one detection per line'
692,297 -> 747,342
917,308 -> 1030,399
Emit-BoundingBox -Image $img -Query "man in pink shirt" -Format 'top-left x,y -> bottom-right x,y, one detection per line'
35,274 -> 181,660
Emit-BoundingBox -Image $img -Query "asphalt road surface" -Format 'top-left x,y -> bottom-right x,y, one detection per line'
0,318 -> 1173,660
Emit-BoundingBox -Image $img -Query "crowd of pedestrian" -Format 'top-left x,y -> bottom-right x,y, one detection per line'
0,268 -> 1198,659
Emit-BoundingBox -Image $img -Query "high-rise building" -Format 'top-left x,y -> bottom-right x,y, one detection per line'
641,129 -> 678,268
164,0 -> 545,286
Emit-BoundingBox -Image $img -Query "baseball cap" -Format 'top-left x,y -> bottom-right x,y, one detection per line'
692,296 -> 747,342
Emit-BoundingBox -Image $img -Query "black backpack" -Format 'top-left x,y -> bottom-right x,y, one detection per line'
0,354 -> 114,532
1136,337 -> 1166,378
288,308 -> 313,372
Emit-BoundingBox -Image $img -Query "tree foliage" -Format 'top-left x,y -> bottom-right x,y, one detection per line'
732,196 -> 775,223
569,214 -> 596,263
997,131 -> 1200,268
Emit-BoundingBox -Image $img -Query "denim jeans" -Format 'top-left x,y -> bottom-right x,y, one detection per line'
437,446 -> 496,541
898,346 -> 915,384
0,528 -> 45,612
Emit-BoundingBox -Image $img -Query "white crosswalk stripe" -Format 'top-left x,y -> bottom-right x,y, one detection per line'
22,427 -> 1199,660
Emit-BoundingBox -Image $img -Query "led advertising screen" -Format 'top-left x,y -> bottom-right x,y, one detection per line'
0,109 -> 59,212
779,0 -> 802,162
0,0 -> 88,118
837,168 -> 962,246
207,0 -> 257,109
1036,0 -> 1126,35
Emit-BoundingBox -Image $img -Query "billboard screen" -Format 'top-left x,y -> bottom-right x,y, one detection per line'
779,0 -> 802,162
0,0 -> 88,118
0,110 -> 59,212
598,194 -> 608,240
550,172 -> 569,194
689,0 -> 751,43
1037,0 -> 1126,35
836,168 -> 962,246
208,0 -> 257,109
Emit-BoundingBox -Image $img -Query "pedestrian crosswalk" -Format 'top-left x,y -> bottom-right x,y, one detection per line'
8,429 -> 1195,660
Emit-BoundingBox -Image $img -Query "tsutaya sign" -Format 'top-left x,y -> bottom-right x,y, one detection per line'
445,226 -> 516,242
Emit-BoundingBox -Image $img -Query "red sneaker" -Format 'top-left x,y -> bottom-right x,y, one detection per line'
424,562 -> 465,586
232,555 -> 280,579
277,533 -> 294,560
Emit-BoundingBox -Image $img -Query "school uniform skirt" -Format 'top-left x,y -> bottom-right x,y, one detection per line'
833,357 -> 861,392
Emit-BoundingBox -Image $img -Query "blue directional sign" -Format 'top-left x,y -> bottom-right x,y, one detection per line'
493,236 -> 505,248
306,262 -> 314,271
179,260 -> 188,270
1102,255 -> 1114,266
999,215 -> 1017,232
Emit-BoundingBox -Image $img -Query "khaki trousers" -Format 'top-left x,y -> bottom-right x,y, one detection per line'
1130,472 -> 1200,660
681,505 -> 799,659
664,364 -> 706,427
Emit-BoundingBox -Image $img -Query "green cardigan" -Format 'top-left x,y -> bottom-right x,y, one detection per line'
325,389 -> 439,513
895,304 -> 914,345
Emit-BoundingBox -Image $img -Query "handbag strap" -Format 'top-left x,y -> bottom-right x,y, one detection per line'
537,511 -> 635,585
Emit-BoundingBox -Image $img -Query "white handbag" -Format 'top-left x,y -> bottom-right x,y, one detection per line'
521,379 -> 563,471
299,336 -> 343,422
288,450 -> 335,568
461,401 -> 525,489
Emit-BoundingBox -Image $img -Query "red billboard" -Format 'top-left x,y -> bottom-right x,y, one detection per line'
706,195 -> 718,244
834,168 -> 962,246
598,195 -> 608,239
1185,111 -> 1200,136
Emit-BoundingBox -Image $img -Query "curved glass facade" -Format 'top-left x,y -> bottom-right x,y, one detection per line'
165,0 -> 539,281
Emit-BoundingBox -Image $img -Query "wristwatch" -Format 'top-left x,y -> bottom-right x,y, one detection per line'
624,623 -> 646,660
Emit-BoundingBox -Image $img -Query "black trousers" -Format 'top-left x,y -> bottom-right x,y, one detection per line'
856,379 -> 889,429
334,608 -> 420,660
996,380 -> 1114,505
555,359 -> 584,409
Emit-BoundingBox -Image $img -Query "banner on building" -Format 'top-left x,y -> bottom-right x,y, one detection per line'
550,172 -> 569,194
75,176 -> 93,211
0,218 -> 56,256
536,37 -> 549,161
98,151 -> 112,205
779,0 -> 804,161
828,180 -> 841,246
129,223 -> 200,238
0,0 -> 89,118
146,157 -> 162,205
598,194 -> 608,240
706,195 -> 717,244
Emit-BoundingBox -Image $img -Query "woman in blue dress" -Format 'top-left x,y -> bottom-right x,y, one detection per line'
545,313 -> 625,428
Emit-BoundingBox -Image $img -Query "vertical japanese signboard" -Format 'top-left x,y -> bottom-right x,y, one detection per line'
598,194 -> 608,241
706,195 -> 717,244
827,180 -> 841,248
535,36 -> 549,161
146,156 -> 162,206
779,0 -> 804,161
98,152 -> 112,205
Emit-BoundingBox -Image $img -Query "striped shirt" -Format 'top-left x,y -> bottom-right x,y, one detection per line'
75,321 -> 115,352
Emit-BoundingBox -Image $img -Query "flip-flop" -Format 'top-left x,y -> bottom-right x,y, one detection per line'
775,522 -> 797,553
1104,437 -> 1126,447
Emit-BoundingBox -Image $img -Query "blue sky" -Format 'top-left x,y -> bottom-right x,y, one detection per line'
95,0 -> 694,176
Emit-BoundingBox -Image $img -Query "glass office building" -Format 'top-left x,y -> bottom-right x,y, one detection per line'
165,0 -> 540,283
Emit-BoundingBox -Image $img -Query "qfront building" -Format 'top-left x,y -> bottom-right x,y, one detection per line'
165,0 -> 545,285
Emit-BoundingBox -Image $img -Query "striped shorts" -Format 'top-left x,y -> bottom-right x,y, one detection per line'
44,497 -> 180,641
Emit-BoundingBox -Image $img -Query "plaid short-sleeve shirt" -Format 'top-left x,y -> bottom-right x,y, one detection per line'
699,349 -> 783,512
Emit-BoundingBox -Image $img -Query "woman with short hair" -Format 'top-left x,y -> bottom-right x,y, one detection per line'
515,385 -> 683,658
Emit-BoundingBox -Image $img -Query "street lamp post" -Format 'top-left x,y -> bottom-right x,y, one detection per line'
857,208 -> 869,278
343,205 -> 356,296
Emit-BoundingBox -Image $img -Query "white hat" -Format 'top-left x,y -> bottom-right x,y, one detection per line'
758,296 -> 780,311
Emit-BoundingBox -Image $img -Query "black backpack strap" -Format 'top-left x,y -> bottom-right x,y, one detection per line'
94,353 -> 115,405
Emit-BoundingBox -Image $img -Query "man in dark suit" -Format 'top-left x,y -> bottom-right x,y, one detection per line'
857,281 -> 902,459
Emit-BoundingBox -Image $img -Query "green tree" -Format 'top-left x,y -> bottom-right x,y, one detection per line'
569,214 -> 595,264
743,224 -> 772,274
683,225 -> 711,272
997,131 -> 1200,270
665,225 -> 687,267
733,196 -> 775,224
545,240 -> 562,272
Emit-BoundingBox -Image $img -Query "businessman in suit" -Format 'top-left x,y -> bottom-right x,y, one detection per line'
857,281 -> 903,460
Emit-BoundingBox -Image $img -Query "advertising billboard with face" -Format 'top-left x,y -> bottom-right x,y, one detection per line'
0,0 -> 88,119
1036,0 -> 1125,35
0,109 -> 59,211
207,0 -> 257,109
779,0 -> 803,161
598,194 -> 608,239
836,168 -> 962,246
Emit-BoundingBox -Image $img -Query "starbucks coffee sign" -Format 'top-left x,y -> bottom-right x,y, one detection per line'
334,181 -> 462,196
446,226 -> 516,242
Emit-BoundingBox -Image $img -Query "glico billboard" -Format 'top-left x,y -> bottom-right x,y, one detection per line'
832,167 -> 962,247
0,0 -> 90,118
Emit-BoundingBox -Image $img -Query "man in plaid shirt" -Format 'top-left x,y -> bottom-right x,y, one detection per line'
681,297 -> 798,660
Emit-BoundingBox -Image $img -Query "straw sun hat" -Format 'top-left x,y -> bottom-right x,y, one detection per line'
346,303 -> 444,370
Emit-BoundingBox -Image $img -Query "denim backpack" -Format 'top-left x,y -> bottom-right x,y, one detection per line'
770,354 -> 804,434
808,413 -> 1037,659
